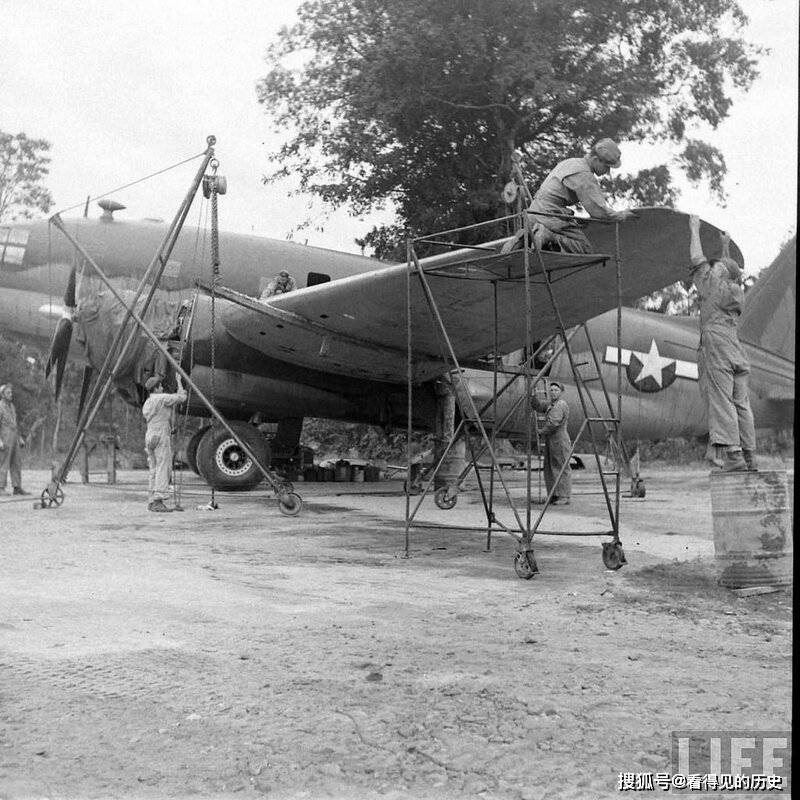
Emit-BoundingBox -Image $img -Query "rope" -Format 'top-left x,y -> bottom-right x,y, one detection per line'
52,151 -> 207,217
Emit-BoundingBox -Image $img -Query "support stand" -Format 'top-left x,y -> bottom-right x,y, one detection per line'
403,203 -> 629,578
35,137 -> 302,517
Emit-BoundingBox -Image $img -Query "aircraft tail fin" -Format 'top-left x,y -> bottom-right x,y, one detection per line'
739,236 -> 796,363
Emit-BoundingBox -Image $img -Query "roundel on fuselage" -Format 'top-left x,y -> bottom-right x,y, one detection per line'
625,339 -> 678,393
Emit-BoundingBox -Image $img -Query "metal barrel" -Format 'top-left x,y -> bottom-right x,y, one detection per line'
710,470 -> 793,589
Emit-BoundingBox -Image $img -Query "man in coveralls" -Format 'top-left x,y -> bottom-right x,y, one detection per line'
532,381 -> 572,505
528,138 -> 637,253
142,373 -> 187,512
0,383 -> 27,495
688,215 -> 755,472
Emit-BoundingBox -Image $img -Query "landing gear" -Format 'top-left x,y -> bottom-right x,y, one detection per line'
434,486 -> 458,510
602,541 -> 627,571
196,422 -> 270,491
185,425 -> 211,475
514,549 -> 539,580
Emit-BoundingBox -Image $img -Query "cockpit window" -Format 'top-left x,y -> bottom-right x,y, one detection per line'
307,272 -> 330,287
0,226 -> 29,269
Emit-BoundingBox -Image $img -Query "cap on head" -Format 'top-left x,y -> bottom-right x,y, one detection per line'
718,256 -> 743,281
145,376 -> 162,392
593,138 -> 621,168
549,381 -> 565,392
278,270 -> 290,278
0,384 -> 9,395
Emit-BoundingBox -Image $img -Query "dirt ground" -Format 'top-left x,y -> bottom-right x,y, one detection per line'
0,464 -> 792,800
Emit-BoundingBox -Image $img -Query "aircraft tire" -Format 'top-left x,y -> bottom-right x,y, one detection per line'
185,425 -> 211,475
196,422 -> 270,492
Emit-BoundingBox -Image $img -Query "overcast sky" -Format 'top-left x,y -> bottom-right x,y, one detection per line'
1,0 -> 797,274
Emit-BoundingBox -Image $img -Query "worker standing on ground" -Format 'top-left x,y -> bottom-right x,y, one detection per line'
528,138 -> 637,253
532,381 -> 572,505
688,215 -> 756,472
0,383 -> 28,495
142,373 -> 187,512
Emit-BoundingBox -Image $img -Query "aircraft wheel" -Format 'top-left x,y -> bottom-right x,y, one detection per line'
196,422 -> 269,491
631,478 -> 646,498
602,541 -> 627,571
514,550 -> 539,580
278,492 -> 303,516
185,425 -> 211,475
434,486 -> 457,510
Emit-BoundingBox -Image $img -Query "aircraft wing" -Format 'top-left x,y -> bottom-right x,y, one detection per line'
213,207 -> 741,384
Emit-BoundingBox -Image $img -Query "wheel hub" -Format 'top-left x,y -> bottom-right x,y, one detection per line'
214,437 -> 253,477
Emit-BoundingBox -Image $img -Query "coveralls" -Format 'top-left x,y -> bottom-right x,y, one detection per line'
260,272 -> 297,300
528,157 -> 617,253
0,397 -> 22,492
689,257 -> 756,451
532,395 -> 572,500
142,387 -> 187,503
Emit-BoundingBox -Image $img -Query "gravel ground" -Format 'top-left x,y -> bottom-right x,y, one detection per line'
0,467 -> 792,799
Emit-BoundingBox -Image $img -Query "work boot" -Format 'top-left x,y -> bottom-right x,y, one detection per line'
552,497 -> 571,505
742,449 -> 758,471
12,487 -> 29,495
705,444 -> 725,468
148,499 -> 173,513
723,448 -> 747,472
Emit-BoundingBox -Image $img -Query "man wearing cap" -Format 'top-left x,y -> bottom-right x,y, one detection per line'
0,383 -> 28,496
142,373 -> 187,512
532,381 -> 572,505
528,138 -> 637,253
259,270 -> 297,301
688,215 -> 755,472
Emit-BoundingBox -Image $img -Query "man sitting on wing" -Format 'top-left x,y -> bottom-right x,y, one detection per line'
528,138 -> 637,253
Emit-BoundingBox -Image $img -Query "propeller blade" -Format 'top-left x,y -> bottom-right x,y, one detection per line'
44,263 -> 78,400
76,365 -> 95,423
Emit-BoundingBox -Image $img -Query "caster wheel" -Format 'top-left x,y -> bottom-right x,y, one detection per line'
631,478 -> 646,498
602,541 -> 627,570
514,550 -> 539,580
278,492 -> 303,516
39,485 -> 64,508
434,486 -> 457,510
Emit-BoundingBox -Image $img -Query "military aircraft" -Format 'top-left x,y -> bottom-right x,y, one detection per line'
0,203 -> 793,492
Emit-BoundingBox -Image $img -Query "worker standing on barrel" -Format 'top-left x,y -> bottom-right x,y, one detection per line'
527,138 -> 637,253
532,381 -> 572,505
688,215 -> 756,472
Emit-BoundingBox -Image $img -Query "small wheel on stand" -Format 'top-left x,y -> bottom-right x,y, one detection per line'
602,541 -> 627,570
514,550 -> 539,580
278,492 -> 303,516
631,478 -> 646,498
38,485 -> 65,509
434,486 -> 457,510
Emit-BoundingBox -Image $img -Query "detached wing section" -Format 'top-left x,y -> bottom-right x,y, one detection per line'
215,207 -> 739,385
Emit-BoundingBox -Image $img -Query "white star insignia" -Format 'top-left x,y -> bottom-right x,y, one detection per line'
633,339 -> 675,388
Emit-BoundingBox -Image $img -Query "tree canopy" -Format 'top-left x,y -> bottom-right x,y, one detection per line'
258,0 -> 761,257
0,130 -> 54,223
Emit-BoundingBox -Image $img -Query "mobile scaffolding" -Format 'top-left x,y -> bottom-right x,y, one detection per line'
403,205 -> 632,579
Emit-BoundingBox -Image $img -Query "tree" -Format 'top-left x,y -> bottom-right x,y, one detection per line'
258,0 -> 761,257
0,131 -> 54,223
